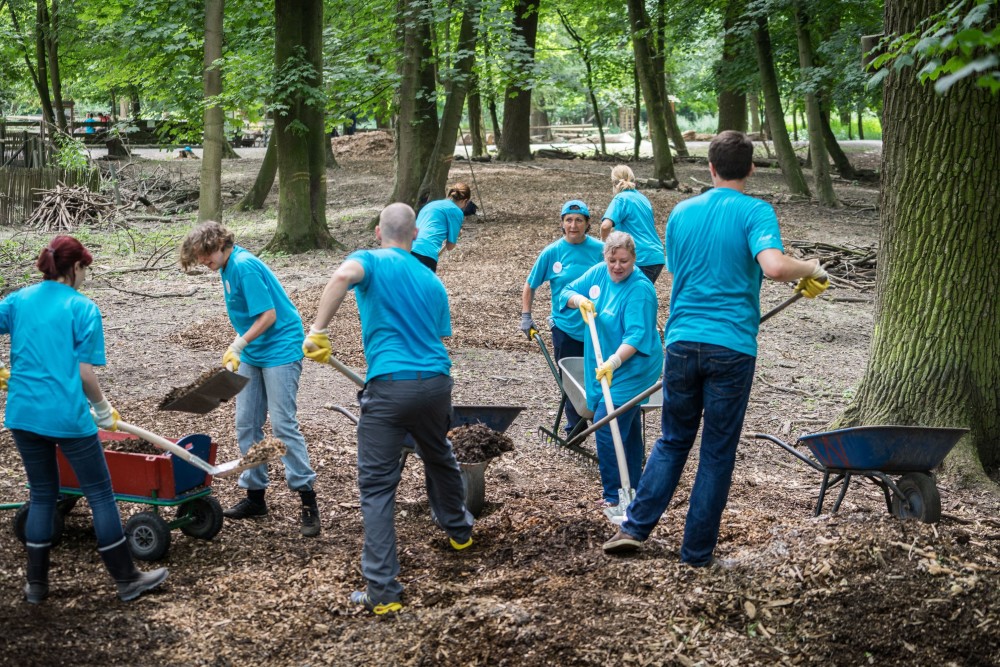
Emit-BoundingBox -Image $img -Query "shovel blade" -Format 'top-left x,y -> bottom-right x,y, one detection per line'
160,369 -> 249,414
604,487 -> 636,525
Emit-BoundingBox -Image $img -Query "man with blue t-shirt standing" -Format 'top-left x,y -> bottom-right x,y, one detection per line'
180,222 -> 321,537
303,203 -> 473,615
603,131 -> 829,565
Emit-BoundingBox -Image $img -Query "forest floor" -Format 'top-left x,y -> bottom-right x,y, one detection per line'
1,137 -> 998,667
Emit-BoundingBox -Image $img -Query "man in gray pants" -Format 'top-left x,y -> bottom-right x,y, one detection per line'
303,202 -> 474,615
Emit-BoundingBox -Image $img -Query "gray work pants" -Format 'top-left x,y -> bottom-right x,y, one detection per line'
356,374 -> 473,603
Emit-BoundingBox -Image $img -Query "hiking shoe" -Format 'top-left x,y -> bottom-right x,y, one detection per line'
603,529 -> 642,554
301,504 -> 321,537
223,498 -> 268,519
449,536 -> 473,551
350,591 -> 402,615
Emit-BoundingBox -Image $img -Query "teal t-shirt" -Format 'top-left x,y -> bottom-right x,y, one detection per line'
601,190 -> 664,268
561,264 -> 663,411
349,247 -> 452,379
526,236 -> 604,340
0,281 -> 105,438
411,199 -> 465,262
221,246 -> 304,367
665,187 -> 784,357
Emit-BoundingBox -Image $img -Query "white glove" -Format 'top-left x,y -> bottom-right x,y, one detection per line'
91,398 -> 121,431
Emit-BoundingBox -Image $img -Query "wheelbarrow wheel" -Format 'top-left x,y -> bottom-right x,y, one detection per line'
891,473 -> 941,523
126,512 -> 171,561
177,496 -> 224,540
12,502 -> 65,547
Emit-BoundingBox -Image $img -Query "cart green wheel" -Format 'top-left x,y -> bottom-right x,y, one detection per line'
891,473 -> 942,523
12,502 -> 65,547
177,496 -> 224,540
125,512 -> 171,561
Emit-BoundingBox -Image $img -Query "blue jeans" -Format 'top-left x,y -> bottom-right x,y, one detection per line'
550,325 -> 585,432
623,342 -> 755,566
236,360 -> 316,491
12,430 -> 125,548
593,402 -> 645,504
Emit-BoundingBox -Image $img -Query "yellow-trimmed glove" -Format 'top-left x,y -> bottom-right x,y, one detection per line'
303,326 -> 332,363
91,398 -> 121,431
595,354 -> 622,387
223,335 -> 248,371
795,262 -> 830,299
0,364 -> 9,391
576,297 -> 596,324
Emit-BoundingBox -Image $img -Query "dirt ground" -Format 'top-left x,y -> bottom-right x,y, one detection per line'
1,140 -> 998,667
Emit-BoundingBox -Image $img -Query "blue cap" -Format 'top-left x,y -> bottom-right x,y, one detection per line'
560,200 -> 590,218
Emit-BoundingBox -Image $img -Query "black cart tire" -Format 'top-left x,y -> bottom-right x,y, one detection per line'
125,512 -> 171,561
891,473 -> 942,523
12,502 -> 65,547
57,496 -> 80,516
177,496 -> 224,540
461,465 -> 486,518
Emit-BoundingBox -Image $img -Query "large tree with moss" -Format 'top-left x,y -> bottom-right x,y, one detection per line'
838,0 -> 999,483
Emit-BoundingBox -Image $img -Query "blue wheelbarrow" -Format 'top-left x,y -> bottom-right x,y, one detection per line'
755,425 -> 969,523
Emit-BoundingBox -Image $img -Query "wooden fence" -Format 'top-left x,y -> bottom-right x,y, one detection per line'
0,167 -> 100,227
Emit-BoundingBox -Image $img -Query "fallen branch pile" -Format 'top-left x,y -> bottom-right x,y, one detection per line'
788,240 -> 877,290
25,184 -> 116,231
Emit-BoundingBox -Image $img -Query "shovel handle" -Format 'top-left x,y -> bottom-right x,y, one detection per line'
584,313 -> 631,492
116,421 -> 219,476
326,356 -> 365,387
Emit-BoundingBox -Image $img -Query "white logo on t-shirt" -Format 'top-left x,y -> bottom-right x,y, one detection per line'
224,280 -> 231,294
553,261 -> 563,274
589,285 -> 601,299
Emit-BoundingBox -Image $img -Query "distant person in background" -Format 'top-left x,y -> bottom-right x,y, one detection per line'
600,165 -> 665,283
83,113 -> 96,134
410,183 -> 473,273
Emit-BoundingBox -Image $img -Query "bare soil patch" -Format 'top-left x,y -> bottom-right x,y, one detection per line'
0,151 -> 998,667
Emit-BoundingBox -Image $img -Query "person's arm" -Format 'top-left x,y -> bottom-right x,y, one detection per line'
303,259 -> 365,362
241,309 -> 277,343
600,218 -> 614,240
520,283 -> 537,338
81,362 -> 121,430
756,249 -> 821,282
444,241 -> 456,251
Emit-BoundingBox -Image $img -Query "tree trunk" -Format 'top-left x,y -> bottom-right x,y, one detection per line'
793,3 -> 839,207
820,102 -> 857,180
221,137 -> 240,160
633,64 -> 642,160
416,0 -> 479,207
388,0 -> 438,208
496,0 -> 539,162
557,8 -> 606,155
267,0 -> 334,252
34,1 -> 54,127
237,131 -> 277,210
654,0 -> 688,157
857,104 -> 865,140
749,92 -> 761,134
468,84 -> 486,157
626,0 -> 676,185
753,17 -> 810,196
42,0 -> 67,133
716,0 -> 747,133
837,0 -> 1000,483
199,0 -> 225,223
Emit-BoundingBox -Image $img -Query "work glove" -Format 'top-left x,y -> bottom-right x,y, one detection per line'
795,262 -> 830,299
519,313 -> 537,339
302,326 -> 332,364
575,297 -> 596,324
595,354 -> 622,387
91,398 -> 121,431
0,362 -> 8,391
223,335 -> 248,372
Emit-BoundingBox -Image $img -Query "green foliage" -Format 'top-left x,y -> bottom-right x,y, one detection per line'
269,46 -> 327,128
868,0 -> 1000,94
52,134 -> 91,170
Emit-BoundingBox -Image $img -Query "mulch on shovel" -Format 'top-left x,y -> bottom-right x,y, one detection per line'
158,368 -> 220,410
242,436 -> 286,466
448,424 -> 514,463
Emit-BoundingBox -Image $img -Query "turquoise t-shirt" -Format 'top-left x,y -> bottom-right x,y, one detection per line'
665,187 -> 784,357
221,246 -> 304,367
0,281 -> 105,438
602,190 -> 664,268
349,247 -> 452,379
411,199 -> 465,262
526,236 -> 605,340
560,264 -> 663,411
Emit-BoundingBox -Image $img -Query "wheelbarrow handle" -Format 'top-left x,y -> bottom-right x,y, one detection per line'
753,433 -> 825,472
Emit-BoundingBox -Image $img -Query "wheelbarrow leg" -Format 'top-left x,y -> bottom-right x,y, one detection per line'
831,473 -> 852,513
815,472 -> 831,516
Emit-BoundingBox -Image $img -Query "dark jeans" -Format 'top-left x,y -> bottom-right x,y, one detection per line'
412,252 -> 437,273
550,325 -> 585,431
639,264 -> 664,283
623,342 -> 756,566
12,429 -> 125,547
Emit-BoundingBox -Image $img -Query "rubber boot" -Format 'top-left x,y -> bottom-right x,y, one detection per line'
99,540 -> 169,602
24,542 -> 51,604
299,489 -> 320,538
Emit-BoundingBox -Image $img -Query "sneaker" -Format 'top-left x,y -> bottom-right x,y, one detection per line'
350,590 -> 402,615
300,505 -> 320,537
603,529 -> 642,554
223,497 -> 268,519
449,536 -> 473,551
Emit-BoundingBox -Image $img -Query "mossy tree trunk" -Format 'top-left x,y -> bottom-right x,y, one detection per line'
836,0 -> 1000,483
198,0 -> 224,223
267,0 -> 334,252
716,0 -> 747,134
236,132 -> 277,211
626,0 -> 675,185
654,0 -> 687,157
496,0 -> 539,162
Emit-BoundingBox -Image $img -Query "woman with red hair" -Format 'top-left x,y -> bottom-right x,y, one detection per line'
0,236 -> 168,604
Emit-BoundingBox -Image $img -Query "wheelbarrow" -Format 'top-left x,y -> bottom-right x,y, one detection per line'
755,425 -> 969,523
12,429 -> 226,561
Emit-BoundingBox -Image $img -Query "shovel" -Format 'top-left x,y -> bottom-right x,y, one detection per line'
159,368 -> 249,414
115,421 -> 267,479
583,309 -> 634,525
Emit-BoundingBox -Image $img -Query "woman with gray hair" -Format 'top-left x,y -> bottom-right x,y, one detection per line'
560,231 -> 662,511
600,165 -> 665,283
